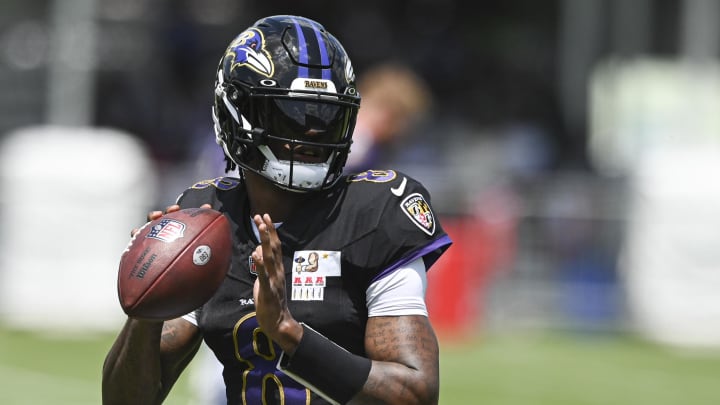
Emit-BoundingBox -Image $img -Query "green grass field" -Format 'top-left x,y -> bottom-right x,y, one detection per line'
1,325 -> 719,404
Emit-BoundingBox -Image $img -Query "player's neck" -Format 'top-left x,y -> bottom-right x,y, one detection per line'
244,171 -> 311,222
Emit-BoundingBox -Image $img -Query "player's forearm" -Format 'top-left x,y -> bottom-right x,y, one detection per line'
350,360 -> 439,405
350,315 -> 439,405
102,318 -> 165,405
278,320 -> 438,405
282,346 -> 438,405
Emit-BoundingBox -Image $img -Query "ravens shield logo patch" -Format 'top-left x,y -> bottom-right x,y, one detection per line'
400,193 -> 435,235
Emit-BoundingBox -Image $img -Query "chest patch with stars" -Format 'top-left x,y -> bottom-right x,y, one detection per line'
290,250 -> 341,301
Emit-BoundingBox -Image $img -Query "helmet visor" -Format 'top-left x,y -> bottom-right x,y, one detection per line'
256,97 -> 353,147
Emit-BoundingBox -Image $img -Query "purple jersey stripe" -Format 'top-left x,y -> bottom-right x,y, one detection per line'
370,234 -> 453,284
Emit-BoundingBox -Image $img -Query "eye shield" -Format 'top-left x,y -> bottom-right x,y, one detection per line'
255,97 -> 353,146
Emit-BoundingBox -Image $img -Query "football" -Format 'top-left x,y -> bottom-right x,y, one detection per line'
117,207 -> 232,320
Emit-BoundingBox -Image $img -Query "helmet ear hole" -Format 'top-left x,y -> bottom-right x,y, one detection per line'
228,88 -> 239,101
225,84 -> 247,105
228,83 -> 250,102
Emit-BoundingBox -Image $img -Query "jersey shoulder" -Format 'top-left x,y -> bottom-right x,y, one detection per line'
342,169 -> 439,236
337,169 -> 450,277
175,176 -> 245,209
344,169 -> 425,199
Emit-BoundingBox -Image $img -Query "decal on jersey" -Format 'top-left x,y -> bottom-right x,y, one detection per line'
146,218 -> 186,242
291,250 -> 341,301
347,169 -> 397,183
401,193 -> 436,236
248,255 -> 257,276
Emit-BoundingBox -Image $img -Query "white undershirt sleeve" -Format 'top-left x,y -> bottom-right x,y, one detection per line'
366,257 -> 428,317
182,310 -> 198,326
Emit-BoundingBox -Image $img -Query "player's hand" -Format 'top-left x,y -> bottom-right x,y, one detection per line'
252,213 -> 303,354
130,204 -> 212,237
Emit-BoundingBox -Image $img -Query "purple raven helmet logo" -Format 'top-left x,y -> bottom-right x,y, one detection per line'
226,28 -> 274,77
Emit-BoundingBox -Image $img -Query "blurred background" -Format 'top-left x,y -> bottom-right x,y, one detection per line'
1,0 -> 720,404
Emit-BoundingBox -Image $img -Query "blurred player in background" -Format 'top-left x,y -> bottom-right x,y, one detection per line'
344,62 -> 432,173
102,15 -> 451,405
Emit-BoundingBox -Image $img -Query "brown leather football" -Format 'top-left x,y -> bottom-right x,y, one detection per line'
117,207 -> 232,320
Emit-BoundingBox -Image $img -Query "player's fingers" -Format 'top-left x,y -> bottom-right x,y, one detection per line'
252,245 -> 264,265
145,204 -> 185,222
260,213 -> 283,261
253,214 -> 283,279
263,213 -> 278,239
254,215 -> 273,247
260,228 -> 276,268
252,248 -> 270,283
252,214 -> 264,233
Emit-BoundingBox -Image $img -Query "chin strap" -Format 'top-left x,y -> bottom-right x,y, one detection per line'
257,145 -> 331,190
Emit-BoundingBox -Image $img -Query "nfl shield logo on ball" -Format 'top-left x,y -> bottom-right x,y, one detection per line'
193,245 -> 212,265
147,219 -> 186,242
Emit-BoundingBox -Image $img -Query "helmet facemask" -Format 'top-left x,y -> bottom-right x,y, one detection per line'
214,77 -> 358,192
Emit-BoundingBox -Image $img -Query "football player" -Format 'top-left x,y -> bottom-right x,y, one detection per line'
103,15 -> 452,405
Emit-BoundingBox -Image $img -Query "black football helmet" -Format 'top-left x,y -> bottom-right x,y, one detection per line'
212,15 -> 360,192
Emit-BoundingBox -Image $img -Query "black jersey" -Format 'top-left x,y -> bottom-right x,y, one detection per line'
176,169 -> 452,405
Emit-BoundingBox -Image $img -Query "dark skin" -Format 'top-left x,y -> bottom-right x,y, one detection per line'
102,165 -> 440,404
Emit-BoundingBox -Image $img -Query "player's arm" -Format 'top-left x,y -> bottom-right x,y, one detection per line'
102,317 -> 202,405
103,204 -> 206,405
353,315 -> 439,404
278,271 -> 439,405
276,316 -> 438,405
